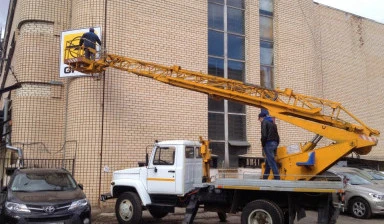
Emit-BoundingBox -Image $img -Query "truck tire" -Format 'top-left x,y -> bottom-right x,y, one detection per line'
217,211 -> 227,222
115,192 -> 142,224
348,197 -> 372,219
241,199 -> 284,224
148,206 -> 169,219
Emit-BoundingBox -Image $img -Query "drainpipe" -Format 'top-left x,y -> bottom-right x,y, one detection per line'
2,98 -> 24,168
2,98 -> 9,142
6,145 -> 23,168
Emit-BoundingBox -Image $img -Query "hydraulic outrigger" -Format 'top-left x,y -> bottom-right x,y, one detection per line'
64,41 -> 379,181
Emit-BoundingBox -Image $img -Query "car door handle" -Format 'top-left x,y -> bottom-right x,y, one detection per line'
168,170 -> 175,173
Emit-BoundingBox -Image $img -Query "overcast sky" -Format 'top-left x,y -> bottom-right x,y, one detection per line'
1,0 -> 384,38
0,0 -> 10,38
314,0 -> 384,24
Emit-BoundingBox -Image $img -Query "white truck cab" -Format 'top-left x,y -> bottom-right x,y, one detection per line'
143,140 -> 203,196
110,140 -> 204,197
103,140 -> 206,223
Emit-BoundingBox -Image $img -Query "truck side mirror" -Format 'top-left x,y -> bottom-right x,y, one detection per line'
146,153 -> 149,166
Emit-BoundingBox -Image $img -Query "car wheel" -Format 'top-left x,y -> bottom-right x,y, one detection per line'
148,206 -> 169,219
348,197 -> 372,219
115,192 -> 142,224
241,199 -> 284,224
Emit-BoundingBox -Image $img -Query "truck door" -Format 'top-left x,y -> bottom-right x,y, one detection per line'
183,146 -> 202,193
147,146 -> 177,194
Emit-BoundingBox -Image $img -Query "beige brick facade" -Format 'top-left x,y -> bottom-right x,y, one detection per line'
1,0 -> 383,207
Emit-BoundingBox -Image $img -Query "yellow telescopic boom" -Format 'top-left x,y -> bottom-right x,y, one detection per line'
64,42 -> 380,181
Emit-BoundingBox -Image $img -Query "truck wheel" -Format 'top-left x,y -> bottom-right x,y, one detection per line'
115,192 -> 142,224
217,211 -> 227,222
148,207 -> 169,219
348,197 -> 372,219
241,199 -> 284,224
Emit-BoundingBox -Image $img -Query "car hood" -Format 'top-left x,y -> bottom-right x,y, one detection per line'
348,184 -> 384,194
9,188 -> 85,204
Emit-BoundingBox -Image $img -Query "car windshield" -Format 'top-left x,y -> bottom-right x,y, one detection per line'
342,172 -> 372,185
11,172 -> 77,192
365,170 -> 384,180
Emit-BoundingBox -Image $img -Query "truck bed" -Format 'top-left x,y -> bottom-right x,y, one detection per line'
199,169 -> 344,193
210,178 -> 343,193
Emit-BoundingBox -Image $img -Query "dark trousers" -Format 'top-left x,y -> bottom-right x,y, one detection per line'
84,48 -> 95,60
262,141 -> 280,180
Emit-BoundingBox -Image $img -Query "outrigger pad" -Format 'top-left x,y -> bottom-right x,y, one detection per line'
296,151 -> 315,166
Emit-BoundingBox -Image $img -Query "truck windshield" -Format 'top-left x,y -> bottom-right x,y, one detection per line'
11,172 -> 77,192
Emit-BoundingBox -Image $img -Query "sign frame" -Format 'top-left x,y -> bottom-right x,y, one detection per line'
59,27 -> 102,78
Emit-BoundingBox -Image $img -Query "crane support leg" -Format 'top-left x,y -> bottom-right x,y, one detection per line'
182,194 -> 199,224
317,194 -> 339,224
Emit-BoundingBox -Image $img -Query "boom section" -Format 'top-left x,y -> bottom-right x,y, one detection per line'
64,45 -> 379,143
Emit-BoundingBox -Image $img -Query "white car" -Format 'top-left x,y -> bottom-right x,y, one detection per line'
327,168 -> 384,219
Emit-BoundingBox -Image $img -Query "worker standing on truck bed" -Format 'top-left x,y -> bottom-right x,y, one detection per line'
259,112 -> 280,180
79,27 -> 101,59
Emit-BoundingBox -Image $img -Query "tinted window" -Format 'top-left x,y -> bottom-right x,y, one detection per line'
227,0 -> 244,8
260,16 -> 273,41
11,172 -> 77,192
260,41 -> 273,65
229,100 -> 245,113
209,0 -> 224,4
229,114 -> 246,140
260,0 -> 273,15
260,66 -> 274,89
208,113 -> 224,140
228,60 -> 244,81
208,30 -> 224,57
228,7 -> 244,34
208,98 -> 224,112
228,34 -> 245,60
208,57 -> 224,77
209,3 -> 224,30
210,142 -> 225,166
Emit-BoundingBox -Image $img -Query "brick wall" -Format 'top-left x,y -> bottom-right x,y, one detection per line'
245,0 -> 262,156
5,0 -> 68,161
270,1 -> 383,160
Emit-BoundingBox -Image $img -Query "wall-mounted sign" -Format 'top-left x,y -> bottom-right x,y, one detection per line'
59,27 -> 102,78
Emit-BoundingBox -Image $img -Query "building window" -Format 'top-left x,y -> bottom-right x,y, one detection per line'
259,0 -> 273,16
208,0 -> 246,167
259,0 -> 274,89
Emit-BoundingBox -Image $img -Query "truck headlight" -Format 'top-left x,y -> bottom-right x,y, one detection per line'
5,202 -> 31,213
69,199 -> 89,210
368,193 -> 384,200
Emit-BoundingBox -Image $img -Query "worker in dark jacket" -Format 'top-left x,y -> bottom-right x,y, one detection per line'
259,112 -> 280,180
79,27 -> 101,59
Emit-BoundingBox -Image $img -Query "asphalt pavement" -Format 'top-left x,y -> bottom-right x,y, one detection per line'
91,207 -> 384,224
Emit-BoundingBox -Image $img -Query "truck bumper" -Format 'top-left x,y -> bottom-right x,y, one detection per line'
100,192 -> 113,202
